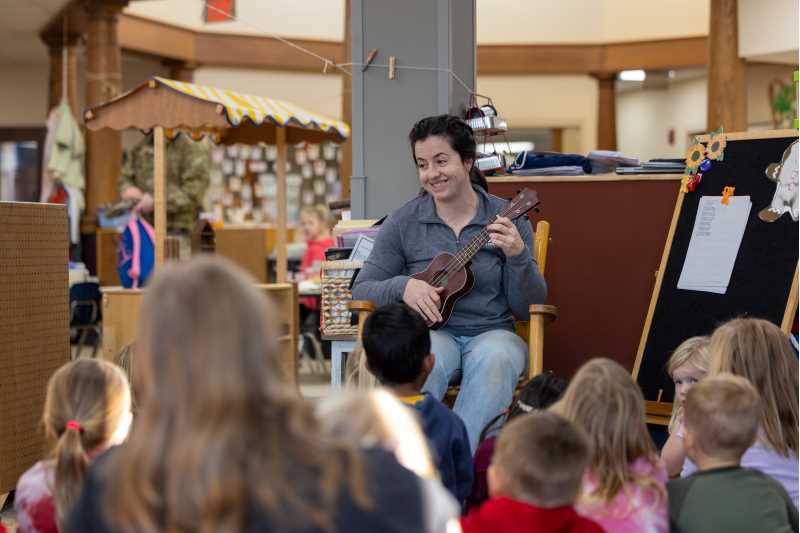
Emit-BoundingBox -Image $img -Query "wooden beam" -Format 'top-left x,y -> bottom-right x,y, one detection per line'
275,127 -> 288,283
43,31 -> 81,116
116,14 -> 709,75
707,0 -> 746,131
478,44 -> 604,75
195,31 -> 343,72
602,36 -> 707,72
594,72 -> 618,150
117,14 -> 195,62
154,126 -> 166,267
84,0 -> 126,223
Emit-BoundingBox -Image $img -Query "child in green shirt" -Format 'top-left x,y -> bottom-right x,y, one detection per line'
668,374 -> 798,533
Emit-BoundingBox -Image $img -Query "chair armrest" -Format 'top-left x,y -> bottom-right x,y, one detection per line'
348,300 -> 375,313
529,304 -> 558,323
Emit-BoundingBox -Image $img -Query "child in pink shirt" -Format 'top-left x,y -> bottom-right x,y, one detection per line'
552,358 -> 669,533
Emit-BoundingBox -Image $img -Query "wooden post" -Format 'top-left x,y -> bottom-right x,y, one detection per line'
163,59 -> 195,83
84,0 -> 126,228
154,127 -> 166,267
340,0 -> 352,200
275,127 -> 288,283
43,30 -> 80,117
593,72 -> 618,151
707,0 -> 746,131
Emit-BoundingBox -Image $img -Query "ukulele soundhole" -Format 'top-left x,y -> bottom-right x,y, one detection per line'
436,272 -> 450,286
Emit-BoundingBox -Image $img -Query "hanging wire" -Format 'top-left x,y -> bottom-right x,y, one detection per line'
200,0 -> 476,95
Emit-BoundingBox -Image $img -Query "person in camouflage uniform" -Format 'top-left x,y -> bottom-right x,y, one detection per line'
119,133 -> 210,245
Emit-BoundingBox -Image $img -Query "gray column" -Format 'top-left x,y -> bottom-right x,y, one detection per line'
351,0 -> 476,219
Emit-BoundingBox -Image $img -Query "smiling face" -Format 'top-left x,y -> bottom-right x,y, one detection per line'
413,135 -> 473,204
673,364 -> 706,405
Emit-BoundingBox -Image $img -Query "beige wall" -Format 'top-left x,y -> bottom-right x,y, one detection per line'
617,64 -> 796,161
193,67 -> 344,121
478,0 -> 710,43
125,0 -> 344,40
739,0 -> 799,60
127,0 -> 710,44
0,64 -> 49,126
477,75 -> 599,153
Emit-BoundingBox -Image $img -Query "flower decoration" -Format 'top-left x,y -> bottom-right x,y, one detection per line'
685,142 -> 706,171
706,131 -> 727,161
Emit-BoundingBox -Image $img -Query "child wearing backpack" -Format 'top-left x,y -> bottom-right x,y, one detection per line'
15,359 -> 132,532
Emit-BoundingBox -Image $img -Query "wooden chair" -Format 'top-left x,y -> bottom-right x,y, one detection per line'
347,220 -> 557,387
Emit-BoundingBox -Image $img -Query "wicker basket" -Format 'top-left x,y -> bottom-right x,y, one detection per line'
321,260 -> 363,336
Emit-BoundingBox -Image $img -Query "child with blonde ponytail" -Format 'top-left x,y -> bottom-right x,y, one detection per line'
14,359 -> 132,532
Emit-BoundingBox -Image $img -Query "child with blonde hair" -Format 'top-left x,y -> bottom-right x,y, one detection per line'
317,389 -> 461,533
552,358 -> 668,533
682,317 -> 799,506
669,374 -> 798,533
660,336 -> 710,477
15,359 -> 132,532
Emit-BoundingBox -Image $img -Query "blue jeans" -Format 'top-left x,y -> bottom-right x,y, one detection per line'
422,328 -> 528,453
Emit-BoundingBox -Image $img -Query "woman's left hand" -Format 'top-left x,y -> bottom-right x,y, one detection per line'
487,216 -> 525,257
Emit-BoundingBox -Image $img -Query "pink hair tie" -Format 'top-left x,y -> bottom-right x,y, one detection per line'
66,420 -> 82,432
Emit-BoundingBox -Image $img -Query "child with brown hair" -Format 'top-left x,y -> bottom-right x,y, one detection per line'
552,358 -> 668,533
15,359 -> 132,532
66,257 -> 448,533
681,317 -> 799,506
669,374 -> 798,533
460,411 -> 603,533
660,336 -> 710,477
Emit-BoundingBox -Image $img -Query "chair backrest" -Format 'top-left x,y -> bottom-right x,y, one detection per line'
534,220 -> 550,275
69,281 -> 102,326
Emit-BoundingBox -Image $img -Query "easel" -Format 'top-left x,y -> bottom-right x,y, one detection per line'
633,129 -> 799,423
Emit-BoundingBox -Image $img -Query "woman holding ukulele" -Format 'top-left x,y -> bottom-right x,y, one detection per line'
352,114 -> 546,452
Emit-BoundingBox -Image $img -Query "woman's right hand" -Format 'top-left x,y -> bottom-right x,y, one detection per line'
403,278 -> 445,325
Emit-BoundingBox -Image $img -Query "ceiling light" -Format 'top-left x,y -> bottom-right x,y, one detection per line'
618,70 -> 646,82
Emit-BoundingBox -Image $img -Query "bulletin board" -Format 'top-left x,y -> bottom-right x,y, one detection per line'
0,202 -> 70,493
633,130 -> 799,414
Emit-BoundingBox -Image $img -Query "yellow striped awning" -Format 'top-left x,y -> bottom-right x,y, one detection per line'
84,77 -> 349,144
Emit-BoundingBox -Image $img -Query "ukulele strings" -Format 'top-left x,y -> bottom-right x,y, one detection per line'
429,202 -> 519,287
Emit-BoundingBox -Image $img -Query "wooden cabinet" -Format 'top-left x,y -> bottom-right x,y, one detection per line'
102,283 -> 298,386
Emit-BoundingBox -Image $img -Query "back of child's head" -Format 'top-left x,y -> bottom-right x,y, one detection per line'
317,388 -> 435,478
362,303 -> 430,386
684,373 -> 759,462
708,317 -> 799,457
551,358 -> 659,503
492,411 -> 589,507
44,358 -> 131,525
479,371 -> 567,442
666,336 -> 710,430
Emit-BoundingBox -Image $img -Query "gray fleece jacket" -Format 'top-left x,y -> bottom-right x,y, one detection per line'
351,187 -> 547,337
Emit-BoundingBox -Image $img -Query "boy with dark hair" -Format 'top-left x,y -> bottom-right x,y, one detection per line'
363,303 -> 473,503
668,374 -> 798,533
461,411 -> 603,533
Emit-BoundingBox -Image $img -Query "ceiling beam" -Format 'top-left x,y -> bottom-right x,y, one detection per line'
48,10 -> 709,76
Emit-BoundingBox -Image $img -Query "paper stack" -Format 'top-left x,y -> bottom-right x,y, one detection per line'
677,196 -> 752,294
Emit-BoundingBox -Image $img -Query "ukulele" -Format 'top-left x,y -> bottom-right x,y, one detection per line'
411,188 -> 540,329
